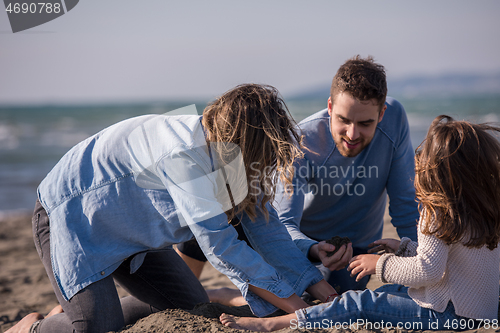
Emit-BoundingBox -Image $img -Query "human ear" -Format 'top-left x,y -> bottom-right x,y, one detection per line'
378,105 -> 387,123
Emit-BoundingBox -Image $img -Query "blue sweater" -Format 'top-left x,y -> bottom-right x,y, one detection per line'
275,97 -> 419,257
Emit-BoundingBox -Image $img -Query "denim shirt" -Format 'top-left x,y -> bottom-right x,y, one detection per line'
274,97 -> 419,257
37,114 -> 323,317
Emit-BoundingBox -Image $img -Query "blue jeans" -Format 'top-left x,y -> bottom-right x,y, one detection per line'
324,247 -> 370,294
32,200 -> 209,333
296,284 -> 469,330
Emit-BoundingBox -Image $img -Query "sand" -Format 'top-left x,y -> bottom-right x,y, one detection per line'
0,208 -> 497,333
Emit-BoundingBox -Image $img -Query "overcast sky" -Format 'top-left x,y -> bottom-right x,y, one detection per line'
1,0 -> 499,105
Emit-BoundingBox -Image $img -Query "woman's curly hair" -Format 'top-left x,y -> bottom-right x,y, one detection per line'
202,84 -> 303,222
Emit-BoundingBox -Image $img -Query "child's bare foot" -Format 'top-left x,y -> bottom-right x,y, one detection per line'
220,313 -> 293,332
220,313 -> 272,331
46,305 -> 63,318
5,313 -> 43,333
207,287 -> 247,307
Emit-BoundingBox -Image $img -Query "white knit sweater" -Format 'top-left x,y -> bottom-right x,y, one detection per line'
376,216 -> 500,320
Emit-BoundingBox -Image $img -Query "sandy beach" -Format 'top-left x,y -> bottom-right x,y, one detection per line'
1,207 -> 497,333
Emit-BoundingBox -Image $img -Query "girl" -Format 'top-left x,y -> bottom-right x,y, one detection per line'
220,115 -> 500,331
8,84 -> 336,333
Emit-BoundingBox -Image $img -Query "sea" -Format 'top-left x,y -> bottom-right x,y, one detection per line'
1,94 -> 500,216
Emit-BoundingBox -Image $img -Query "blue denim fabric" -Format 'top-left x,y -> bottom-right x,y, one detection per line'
296,284 -> 469,331
274,97 -> 419,258
37,114 -> 323,317
324,247 -> 370,294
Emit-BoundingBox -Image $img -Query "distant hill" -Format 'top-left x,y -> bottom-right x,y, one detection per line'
290,73 -> 500,100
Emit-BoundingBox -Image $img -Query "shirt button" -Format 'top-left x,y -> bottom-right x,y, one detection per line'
246,279 -> 249,282
101,271 -> 105,275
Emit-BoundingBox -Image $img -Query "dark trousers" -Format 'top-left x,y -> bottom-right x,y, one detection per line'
32,200 -> 209,333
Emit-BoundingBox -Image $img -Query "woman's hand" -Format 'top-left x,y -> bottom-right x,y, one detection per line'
367,238 -> 400,254
247,285 -> 309,314
347,254 -> 380,282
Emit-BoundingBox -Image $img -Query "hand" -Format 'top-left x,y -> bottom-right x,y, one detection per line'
347,254 -> 380,282
367,238 -> 401,254
310,241 -> 353,271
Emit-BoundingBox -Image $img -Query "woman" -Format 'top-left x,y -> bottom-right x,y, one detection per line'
8,84 -> 336,333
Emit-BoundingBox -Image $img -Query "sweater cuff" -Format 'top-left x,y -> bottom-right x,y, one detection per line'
376,253 -> 394,283
395,237 -> 418,257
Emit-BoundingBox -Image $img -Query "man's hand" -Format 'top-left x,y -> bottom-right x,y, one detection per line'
310,241 -> 353,271
347,254 -> 380,282
367,238 -> 400,254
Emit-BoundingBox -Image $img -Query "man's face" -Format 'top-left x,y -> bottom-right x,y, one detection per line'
328,92 -> 386,157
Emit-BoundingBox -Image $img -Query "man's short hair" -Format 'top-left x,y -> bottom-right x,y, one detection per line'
330,55 -> 387,109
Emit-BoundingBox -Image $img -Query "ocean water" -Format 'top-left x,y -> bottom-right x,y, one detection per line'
1,95 -> 499,215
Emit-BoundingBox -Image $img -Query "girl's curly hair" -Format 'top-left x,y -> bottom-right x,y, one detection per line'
415,115 -> 500,250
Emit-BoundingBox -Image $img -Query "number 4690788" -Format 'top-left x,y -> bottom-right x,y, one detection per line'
5,3 -> 62,14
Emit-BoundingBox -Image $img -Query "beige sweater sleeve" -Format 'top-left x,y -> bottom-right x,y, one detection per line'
376,232 -> 449,287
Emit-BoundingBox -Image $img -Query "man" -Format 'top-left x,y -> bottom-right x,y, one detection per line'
276,55 -> 418,293
176,55 -> 419,296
